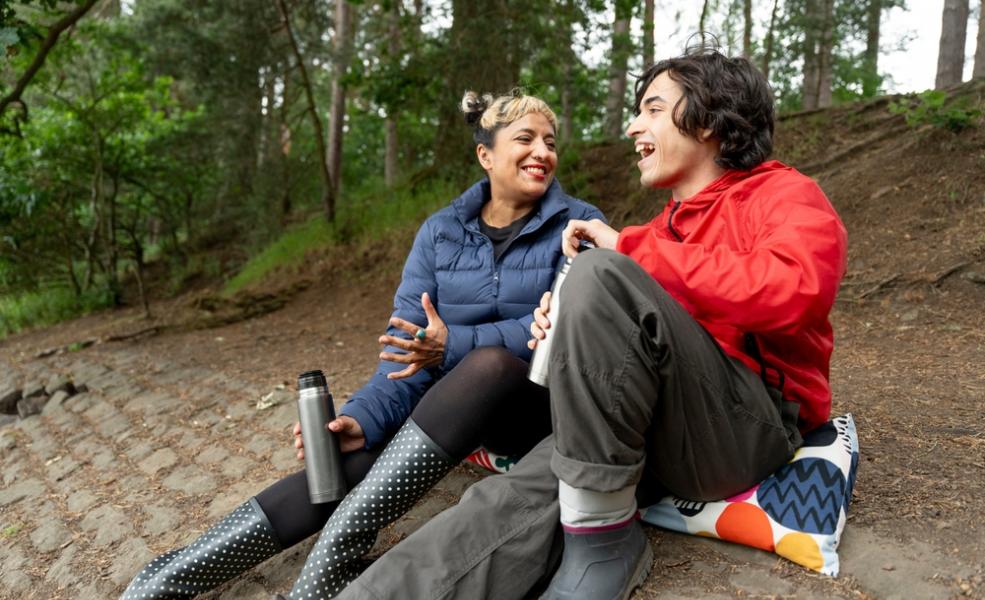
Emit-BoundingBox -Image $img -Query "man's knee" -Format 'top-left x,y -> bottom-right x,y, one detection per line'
562,249 -> 667,320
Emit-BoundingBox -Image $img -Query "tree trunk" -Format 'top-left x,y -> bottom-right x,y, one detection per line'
863,0 -> 881,96
644,0 -> 655,67
972,0 -> 985,79
604,1 -> 632,139
935,0 -> 970,88
384,1 -> 400,188
276,0 -> 336,221
700,0 -> 712,36
434,0 -> 515,176
743,0 -> 752,58
816,0 -> 835,108
328,0 -> 355,200
762,0 -> 780,79
802,0 -> 821,110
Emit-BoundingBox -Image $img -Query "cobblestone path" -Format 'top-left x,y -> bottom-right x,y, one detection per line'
0,347 -> 481,599
1,345 -> 981,599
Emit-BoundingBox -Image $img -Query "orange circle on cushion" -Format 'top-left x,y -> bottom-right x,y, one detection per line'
776,532 -> 824,572
715,503 -> 775,551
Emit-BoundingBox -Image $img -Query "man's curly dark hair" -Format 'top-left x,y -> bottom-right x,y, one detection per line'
633,47 -> 775,171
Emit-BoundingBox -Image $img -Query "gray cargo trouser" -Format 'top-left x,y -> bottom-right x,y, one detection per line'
340,249 -> 800,599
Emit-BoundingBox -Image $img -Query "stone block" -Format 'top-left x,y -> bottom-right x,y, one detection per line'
45,542 -> 79,590
30,519 -> 72,553
97,413 -> 132,439
1,549 -> 32,594
219,455 -> 254,479
0,386 -> 22,414
64,392 -> 96,414
138,447 -> 178,477
80,504 -> 132,546
0,478 -> 45,507
0,413 -> 17,429
66,489 -> 100,513
46,456 -> 82,482
44,373 -> 75,396
122,389 -> 175,417
0,430 -> 16,452
141,502 -> 181,537
16,394 -> 48,418
194,444 -> 230,465
162,464 -> 217,495
124,440 -> 154,462
108,537 -> 154,586
22,380 -> 45,398
41,389 -> 71,416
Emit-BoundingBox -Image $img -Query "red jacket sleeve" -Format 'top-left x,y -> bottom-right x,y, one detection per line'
616,178 -> 847,334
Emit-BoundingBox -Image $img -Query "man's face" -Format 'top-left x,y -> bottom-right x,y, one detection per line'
626,71 -> 717,192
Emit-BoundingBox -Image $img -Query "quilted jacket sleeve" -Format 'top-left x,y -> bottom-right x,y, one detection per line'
338,221 -> 438,449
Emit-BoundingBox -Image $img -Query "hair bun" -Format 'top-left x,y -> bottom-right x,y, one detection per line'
461,90 -> 493,126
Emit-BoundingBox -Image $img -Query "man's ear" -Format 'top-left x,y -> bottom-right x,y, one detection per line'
476,144 -> 494,171
698,128 -> 716,142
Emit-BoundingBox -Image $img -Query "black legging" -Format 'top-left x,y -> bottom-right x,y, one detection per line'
256,346 -> 552,548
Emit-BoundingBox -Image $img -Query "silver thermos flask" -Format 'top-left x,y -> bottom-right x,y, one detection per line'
297,370 -> 347,504
528,256 -> 574,387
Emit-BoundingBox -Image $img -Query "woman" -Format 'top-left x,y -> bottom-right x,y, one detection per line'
122,91 -> 604,600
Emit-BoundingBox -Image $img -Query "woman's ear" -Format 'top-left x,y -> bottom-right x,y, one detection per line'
476,144 -> 494,171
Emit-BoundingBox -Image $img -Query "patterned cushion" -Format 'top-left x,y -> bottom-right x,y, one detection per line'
640,414 -> 859,576
465,414 -> 859,576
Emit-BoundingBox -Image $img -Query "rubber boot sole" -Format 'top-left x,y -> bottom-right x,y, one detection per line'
621,540 -> 654,600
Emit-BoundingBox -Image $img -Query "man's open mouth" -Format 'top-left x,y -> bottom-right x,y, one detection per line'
636,143 -> 656,159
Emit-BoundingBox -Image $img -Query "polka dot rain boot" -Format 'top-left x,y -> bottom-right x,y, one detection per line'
121,498 -> 282,599
285,419 -> 454,599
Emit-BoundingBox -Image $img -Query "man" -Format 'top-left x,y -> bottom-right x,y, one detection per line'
338,47 -> 847,600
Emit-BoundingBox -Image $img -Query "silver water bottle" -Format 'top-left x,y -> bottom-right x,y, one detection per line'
528,256 -> 574,387
297,370 -> 347,504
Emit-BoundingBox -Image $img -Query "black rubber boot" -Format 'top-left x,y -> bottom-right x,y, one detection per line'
286,419 -> 455,599
121,498 -> 282,599
540,521 -> 653,600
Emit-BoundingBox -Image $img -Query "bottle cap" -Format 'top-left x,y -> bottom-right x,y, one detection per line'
298,370 -> 328,391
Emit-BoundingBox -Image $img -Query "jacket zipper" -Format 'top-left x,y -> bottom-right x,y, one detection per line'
667,200 -> 683,242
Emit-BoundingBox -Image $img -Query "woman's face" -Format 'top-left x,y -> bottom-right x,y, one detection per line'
478,112 -> 558,202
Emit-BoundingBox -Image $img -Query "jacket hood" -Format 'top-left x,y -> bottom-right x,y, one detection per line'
452,178 -> 570,235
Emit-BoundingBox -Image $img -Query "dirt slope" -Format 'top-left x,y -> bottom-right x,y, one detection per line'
2,82 -> 984,597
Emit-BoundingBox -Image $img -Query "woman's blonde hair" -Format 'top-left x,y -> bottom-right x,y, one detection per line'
460,90 -> 558,147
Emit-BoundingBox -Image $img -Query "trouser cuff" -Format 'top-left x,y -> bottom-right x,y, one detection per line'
558,480 -> 637,531
551,449 -> 644,492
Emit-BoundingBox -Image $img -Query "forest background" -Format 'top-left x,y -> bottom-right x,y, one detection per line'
2,0 -> 985,336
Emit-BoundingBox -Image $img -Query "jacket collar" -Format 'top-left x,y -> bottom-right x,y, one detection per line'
453,178 -> 570,235
673,160 -> 792,207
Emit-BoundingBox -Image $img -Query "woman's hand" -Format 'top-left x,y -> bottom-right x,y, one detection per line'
527,291 -> 552,350
294,415 -> 366,459
379,292 -> 448,380
562,219 -> 618,257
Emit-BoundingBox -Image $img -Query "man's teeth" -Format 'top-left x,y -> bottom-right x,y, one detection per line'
636,143 -> 655,157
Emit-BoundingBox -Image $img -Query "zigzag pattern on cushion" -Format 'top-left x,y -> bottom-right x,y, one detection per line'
758,459 -> 845,534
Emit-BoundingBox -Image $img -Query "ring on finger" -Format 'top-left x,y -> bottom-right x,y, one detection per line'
415,328 -> 427,341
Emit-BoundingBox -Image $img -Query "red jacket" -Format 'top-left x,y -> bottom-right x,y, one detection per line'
616,160 -> 847,433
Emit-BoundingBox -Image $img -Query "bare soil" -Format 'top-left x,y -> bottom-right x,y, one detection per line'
2,82 -> 984,597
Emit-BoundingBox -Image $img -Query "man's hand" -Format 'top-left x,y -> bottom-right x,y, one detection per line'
562,219 -> 618,257
294,415 -> 366,459
379,292 -> 448,380
527,290 -> 552,350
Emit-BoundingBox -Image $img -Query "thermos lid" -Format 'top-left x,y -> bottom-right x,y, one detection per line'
298,370 -> 328,391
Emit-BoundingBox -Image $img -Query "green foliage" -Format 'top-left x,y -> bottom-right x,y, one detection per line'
223,177 -> 458,295
0,285 -> 111,338
889,91 -> 982,133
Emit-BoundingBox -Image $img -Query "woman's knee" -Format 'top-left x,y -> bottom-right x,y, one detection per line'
456,346 -> 523,383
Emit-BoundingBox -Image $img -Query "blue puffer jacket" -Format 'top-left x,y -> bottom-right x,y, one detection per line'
339,178 -> 605,448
